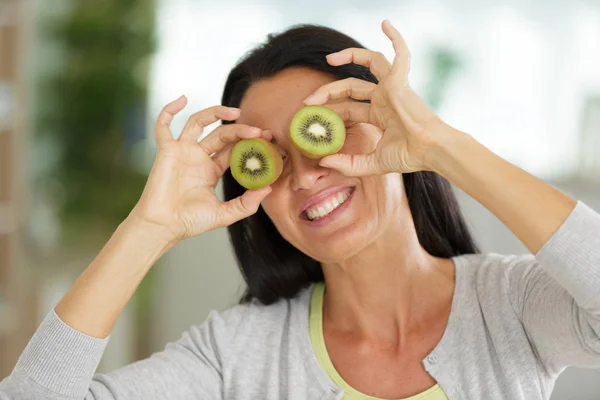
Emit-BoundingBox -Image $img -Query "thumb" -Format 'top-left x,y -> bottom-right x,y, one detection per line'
319,153 -> 381,176
218,186 -> 272,227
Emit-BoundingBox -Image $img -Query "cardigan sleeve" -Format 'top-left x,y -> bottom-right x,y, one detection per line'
506,201 -> 600,374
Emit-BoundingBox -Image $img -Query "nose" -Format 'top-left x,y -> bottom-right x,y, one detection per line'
289,151 -> 329,191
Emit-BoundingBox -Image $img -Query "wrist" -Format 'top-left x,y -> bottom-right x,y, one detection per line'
424,125 -> 474,178
119,215 -> 178,257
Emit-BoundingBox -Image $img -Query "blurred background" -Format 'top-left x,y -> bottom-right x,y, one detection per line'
1,0 -> 600,398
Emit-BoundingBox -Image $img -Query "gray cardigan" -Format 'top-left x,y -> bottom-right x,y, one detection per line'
1,201 -> 600,400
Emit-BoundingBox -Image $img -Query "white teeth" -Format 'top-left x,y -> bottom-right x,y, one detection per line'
305,190 -> 352,221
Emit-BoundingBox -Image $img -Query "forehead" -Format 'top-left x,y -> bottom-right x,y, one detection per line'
237,67 -> 335,137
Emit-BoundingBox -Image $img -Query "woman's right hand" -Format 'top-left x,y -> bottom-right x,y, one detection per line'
128,95 -> 272,244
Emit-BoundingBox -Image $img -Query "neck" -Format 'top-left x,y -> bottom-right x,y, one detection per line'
320,213 -> 455,345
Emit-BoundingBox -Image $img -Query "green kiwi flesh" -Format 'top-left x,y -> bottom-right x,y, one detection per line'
289,105 -> 346,158
230,138 -> 283,190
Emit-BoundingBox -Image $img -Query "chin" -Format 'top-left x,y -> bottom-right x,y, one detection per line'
303,224 -> 373,264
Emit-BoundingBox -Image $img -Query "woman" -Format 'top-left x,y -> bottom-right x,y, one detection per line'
1,20 -> 599,400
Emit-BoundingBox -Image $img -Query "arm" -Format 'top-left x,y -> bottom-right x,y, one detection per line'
0,307 -> 232,400
431,129 -> 600,372
429,115 -> 600,372
430,131 -> 577,254
503,200 -> 600,373
0,96 -> 271,399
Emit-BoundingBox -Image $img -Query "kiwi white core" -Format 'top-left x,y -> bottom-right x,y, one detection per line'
245,157 -> 262,171
308,123 -> 327,138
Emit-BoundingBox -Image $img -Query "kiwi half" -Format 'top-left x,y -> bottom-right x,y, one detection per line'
289,105 -> 346,158
230,138 -> 283,190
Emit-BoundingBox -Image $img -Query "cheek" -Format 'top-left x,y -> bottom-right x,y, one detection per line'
341,123 -> 382,155
260,186 -> 291,230
359,174 -> 405,217
261,194 -> 282,221
381,174 -> 405,212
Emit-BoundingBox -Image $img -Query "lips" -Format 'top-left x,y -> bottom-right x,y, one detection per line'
299,186 -> 355,220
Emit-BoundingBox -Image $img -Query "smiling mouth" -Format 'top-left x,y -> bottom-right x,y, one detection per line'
302,187 -> 355,221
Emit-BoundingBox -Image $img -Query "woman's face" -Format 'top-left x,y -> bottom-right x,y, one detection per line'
237,68 -> 407,263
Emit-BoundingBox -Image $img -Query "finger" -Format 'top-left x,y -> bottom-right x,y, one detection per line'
319,152 -> 382,177
304,78 -> 376,105
155,95 -> 187,144
260,129 -> 274,141
326,48 -> 392,81
217,186 -> 273,227
382,19 -> 411,79
198,123 -> 263,155
382,19 -> 409,57
179,106 -> 242,143
348,122 -> 384,153
323,102 -> 371,124
211,144 -> 234,175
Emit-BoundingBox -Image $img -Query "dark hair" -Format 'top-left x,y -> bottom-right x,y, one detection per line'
221,24 -> 479,305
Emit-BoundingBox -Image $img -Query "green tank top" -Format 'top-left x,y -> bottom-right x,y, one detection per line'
309,282 -> 450,400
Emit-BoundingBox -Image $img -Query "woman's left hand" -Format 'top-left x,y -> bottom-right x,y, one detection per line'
304,19 -> 457,176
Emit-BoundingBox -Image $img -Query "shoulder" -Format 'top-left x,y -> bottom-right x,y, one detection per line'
454,252 -> 549,310
215,287 -> 310,335
455,252 -> 539,283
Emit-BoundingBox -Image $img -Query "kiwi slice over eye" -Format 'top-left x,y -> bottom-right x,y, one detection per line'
230,138 -> 283,190
289,105 -> 346,158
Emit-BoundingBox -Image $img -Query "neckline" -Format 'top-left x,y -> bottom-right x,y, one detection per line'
302,255 -> 464,399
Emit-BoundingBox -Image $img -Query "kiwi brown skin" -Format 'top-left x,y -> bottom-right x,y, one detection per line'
230,138 -> 283,190
289,105 -> 346,159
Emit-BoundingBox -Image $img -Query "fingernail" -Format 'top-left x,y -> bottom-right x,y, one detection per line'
251,127 -> 261,134
304,94 -> 324,105
303,95 -> 315,104
319,159 -> 332,168
326,53 -> 341,66
229,107 -> 241,112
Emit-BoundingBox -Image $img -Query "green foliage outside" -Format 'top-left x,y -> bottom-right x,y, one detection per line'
37,0 -> 156,237
36,0 -> 158,359
425,46 -> 462,112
